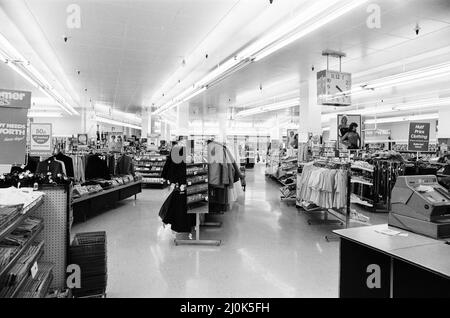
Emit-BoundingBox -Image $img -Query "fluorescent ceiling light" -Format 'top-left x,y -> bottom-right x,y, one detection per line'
364,113 -> 439,125
152,0 -> 365,115
0,32 -> 79,116
252,0 -> 367,61
364,62 -> 450,90
235,98 -> 299,118
322,97 -> 450,122
27,111 -> 63,118
153,87 -> 207,115
328,62 -> 450,102
95,116 -> 142,130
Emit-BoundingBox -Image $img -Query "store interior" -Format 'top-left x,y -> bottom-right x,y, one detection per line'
0,0 -> 449,298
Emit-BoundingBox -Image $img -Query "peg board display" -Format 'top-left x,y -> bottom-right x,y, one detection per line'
30,185 -> 71,290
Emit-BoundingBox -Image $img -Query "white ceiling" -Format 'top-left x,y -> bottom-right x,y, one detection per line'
1,0 -> 450,127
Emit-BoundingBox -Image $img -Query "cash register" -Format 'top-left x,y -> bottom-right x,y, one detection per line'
389,175 -> 450,239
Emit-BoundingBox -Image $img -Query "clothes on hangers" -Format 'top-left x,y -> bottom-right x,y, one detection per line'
54,152 -> 74,178
85,154 -> 111,180
161,145 -> 186,185
297,163 -> 348,209
116,154 -> 135,176
36,157 -> 65,177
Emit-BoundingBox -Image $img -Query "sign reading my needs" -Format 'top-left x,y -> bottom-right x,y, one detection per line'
408,122 -> 430,152
0,89 -> 31,109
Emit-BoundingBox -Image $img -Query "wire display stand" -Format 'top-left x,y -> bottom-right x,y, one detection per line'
174,162 -> 221,246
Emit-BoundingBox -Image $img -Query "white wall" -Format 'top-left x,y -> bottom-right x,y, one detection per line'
32,116 -> 81,137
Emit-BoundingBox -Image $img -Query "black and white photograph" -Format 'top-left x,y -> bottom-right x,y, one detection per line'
0,0 -> 449,306
337,114 -> 362,150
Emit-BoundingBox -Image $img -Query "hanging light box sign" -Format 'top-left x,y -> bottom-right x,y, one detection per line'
0,89 -> 31,165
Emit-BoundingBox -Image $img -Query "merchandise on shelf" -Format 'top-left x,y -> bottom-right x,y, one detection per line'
133,153 -> 167,185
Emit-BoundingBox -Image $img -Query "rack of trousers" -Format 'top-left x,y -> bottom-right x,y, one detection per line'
350,159 -> 405,212
297,160 -> 352,241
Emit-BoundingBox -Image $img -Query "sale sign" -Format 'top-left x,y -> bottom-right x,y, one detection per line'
30,123 -> 52,156
0,108 -> 28,164
408,122 -> 430,152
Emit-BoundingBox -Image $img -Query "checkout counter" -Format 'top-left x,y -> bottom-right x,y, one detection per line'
389,175 -> 450,239
333,175 -> 450,298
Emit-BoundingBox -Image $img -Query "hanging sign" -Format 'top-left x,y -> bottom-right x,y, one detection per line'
0,108 -> 28,164
0,89 -> 31,108
30,123 -> 52,156
408,122 -> 430,152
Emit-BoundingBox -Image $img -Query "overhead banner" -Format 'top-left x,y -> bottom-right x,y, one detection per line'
0,89 -> 31,109
30,123 -> 52,156
0,108 -> 28,164
408,122 -> 430,152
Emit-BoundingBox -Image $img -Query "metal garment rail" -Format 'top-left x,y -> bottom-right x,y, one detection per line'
298,161 -> 352,242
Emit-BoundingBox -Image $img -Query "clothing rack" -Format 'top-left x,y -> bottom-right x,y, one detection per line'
298,160 -> 352,241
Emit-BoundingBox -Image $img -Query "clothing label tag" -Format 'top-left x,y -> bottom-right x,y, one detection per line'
31,261 -> 38,278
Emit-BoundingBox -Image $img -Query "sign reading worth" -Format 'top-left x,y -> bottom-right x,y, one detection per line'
408,122 -> 430,152
30,123 -> 52,156
0,109 -> 28,164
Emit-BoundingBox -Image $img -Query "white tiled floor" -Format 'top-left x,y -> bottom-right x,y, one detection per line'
72,164 -> 387,298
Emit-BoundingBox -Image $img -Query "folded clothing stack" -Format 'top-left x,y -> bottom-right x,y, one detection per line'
187,193 -> 208,204
186,166 -> 206,175
186,184 -> 208,195
187,174 -> 208,185
72,184 -> 89,198
0,206 -> 22,233
15,262 -> 54,298
0,241 -> 44,297
0,187 -> 44,208
0,217 -> 43,271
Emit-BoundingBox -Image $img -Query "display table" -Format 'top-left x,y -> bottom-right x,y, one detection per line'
72,181 -> 142,222
334,224 -> 450,298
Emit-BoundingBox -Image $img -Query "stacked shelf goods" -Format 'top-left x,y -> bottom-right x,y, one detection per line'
70,231 -> 107,298
186,163 -> 209,210
134,154 -> 168,186
0,194 -> 52,298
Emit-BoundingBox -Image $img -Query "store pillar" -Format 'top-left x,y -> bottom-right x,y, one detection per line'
82,107 -> 97,139
141,107 -> 151,138
177,103 -> 189,137
298,76 -> 322,142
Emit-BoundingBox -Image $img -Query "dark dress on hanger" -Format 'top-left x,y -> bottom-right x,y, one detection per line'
159,146 -> 194,233
36,157 -> 64,177
55,152 -> 74,178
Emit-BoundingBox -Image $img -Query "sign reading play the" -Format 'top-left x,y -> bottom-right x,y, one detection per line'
408,122 -> 430,152
30,123 -> 52,156
0,89 -> 31,108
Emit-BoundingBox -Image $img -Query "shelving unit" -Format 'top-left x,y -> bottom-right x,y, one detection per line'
0,194 -> 52,298
175,162 -> 221,246
133,153 -> 168,186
